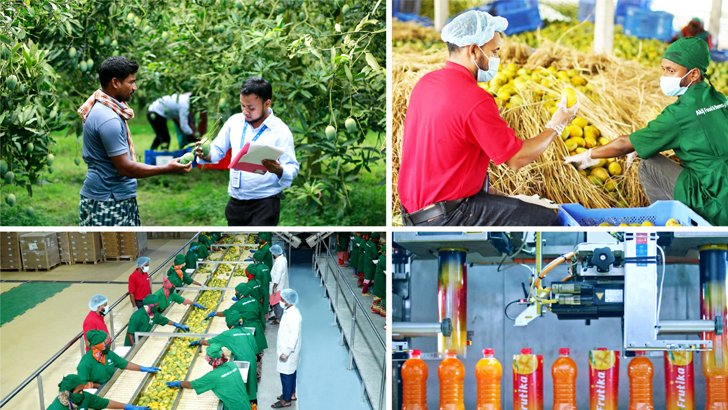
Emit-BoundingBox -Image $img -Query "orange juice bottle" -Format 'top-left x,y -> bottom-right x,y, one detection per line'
476,348 -> 502,410
589,348 -> 619,410
513,348 -> 541,410
552,348 -> 577,410
402,349 -> 428,410
438,349 -> 465,410
664,351 -> 694,410
628,351 -> 654,410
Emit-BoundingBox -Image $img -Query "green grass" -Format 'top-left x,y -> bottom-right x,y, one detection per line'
0,108 -> 385,226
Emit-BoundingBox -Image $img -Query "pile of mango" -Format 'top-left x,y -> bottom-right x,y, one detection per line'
707,61 -> 728,95
222,247 -> 242,261
598,218 -> 683,226
561,115 -> 623,192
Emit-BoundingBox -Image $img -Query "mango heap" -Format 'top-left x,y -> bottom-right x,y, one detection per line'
706,61 -> 728,96
222,247 -> 242,261
598,218 -> 682,227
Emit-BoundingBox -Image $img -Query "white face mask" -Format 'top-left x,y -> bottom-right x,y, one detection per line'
142,265 -> 150,273
471,45 -> 499,83
660,69 -> 695,97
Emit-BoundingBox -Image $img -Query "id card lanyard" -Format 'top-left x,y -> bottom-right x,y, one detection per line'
232,121 -> 268,188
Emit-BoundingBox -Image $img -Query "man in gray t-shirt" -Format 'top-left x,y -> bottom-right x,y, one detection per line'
78,56 -> 191,226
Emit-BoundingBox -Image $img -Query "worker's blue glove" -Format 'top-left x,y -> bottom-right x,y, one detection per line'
140,366 -> 160,373
173,322 -> 190,332
166,381 -> 182,388
205,311 -> 217,320
192,302 -> 205,309
250,250 -> 256,253
189,340 -> 201,347
232,296 -> 239,302
244,258 -> 253,262
125,405 -> 151,410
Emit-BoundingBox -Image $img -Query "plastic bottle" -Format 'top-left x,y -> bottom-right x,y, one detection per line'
664,351 -> 694,410
476,348 -> 502,410
628,351 -> 654,410
402,349 -> 428,410
552,348 -> 577,410
513,348 -> 541,410
438,349 -> 465,410
589,347 -> 619,410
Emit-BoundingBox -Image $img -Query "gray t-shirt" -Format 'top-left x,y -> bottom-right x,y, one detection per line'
79,100 -> 137,201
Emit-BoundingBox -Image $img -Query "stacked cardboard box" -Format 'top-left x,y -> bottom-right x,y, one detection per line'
117,232 -> 148,259
56,232 -> 74,265
102,232 -> 120,259
70,232 -> 104,263
19,233 -> 60,270
1,232 -> 23,270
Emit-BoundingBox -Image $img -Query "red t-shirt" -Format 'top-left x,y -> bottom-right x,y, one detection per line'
398,61 -> 523,213
83,311 -> 109,351
128,268 -> 151,301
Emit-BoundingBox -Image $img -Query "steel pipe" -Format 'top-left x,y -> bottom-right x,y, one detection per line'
392,319 -> 453,339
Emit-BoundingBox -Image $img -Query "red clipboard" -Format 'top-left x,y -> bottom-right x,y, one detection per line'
228,142 -> 268,175
270,290 -> 281,306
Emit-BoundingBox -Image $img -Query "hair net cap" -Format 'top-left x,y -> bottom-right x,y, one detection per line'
137,256 -> 151,268
58,374 -> 84,392
89,294 -> 108,311
86,329 -> 108,345
174,253 -> 186,265
281,288 -> 299,305
271,244 -> 283,255
441,10 -> 508,48
206,343 -> 224,359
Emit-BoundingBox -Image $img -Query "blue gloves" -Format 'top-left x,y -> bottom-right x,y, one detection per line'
125,405 -> 151,410
232,296 -> 239,302
250,250 -> 256,253
205,311 -> 217,320
189,340 -> 201,347
244,258 -> 253,262
192,302 -> 205,309
173,323 -> 190,332
140,366 -> 160,373
166,381 -> 182,388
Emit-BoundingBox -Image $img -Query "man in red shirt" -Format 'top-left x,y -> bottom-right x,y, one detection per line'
398,10 -> 579,226
128,257 -> 152,310
83,294 -> 110,351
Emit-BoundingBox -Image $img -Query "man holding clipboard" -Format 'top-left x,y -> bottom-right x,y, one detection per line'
195,77 -> 299,226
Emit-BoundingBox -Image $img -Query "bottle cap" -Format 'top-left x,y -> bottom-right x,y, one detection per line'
635,350 -> 646,355
445,350 -> 457,358
483,348 -> 495,356
410,350 -> 421,358
521,348 -> 532,354
596,347 -> 607,351
559,348 -> 570,355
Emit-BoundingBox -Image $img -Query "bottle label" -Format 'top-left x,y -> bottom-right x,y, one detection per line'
589,350 -> 619,410
513,354 -> 539,410
665,351 -> 694,410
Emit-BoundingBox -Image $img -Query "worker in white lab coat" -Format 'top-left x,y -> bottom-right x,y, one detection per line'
272,289 -> 301,408
269,245 -> 288,324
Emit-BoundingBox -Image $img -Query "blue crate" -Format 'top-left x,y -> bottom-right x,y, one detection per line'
488,0 -> 543,35
623,8 -> 673,42
615,0 -> 651,26
711,50 -> 728,63
393,12 -> 433,27
558,201 -> 712,227
144,146 -> 197,167
578,0 -> 597,23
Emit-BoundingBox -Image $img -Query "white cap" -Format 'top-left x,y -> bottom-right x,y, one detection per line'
441,10 -> 508,48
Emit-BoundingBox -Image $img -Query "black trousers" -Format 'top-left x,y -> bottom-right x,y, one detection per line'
148,110 -> 171,150
134,299 -> 144,309
225,196 -> 281,226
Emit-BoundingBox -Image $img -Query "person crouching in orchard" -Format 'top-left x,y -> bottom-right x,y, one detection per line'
77,56 -> 191,226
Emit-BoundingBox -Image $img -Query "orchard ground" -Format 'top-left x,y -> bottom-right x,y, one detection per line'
0,108 -> 384,226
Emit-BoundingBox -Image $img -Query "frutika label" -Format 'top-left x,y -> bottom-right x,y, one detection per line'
513,354 -> 540,410
665,351 -> 694,410
589,350 -> 619,410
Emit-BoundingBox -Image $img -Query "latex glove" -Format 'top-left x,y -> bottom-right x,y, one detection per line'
125,405 -> 151,410
625,151 -> 638,170
140,366 -> 161,373
189,340 -> 201,347
132,306 -> 138,312
205,311 -> 217,320
250,250 -> 256,253
192,303 -> 205,309
564,148 -> 600,171
373,259 -> 379,264
173,322 -> 190,332
166,381 -> 182,388
244,258 -> 253,262
545,94 -> 580,135
280,353 -> 289,362
232,296 -> 239,302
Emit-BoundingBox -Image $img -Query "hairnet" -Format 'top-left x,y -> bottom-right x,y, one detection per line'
271,244 -> 283,255
663,37 -> 710,73
441,10 -> 508,48
206,343 -> 224,359
89,294 -> 108,311
281,289 -> 299,305
142,294 -> 159,306
58,374 -> 84,392
174,253 -> 186,265
86,329 -> 108,345
137,257 -> 151,268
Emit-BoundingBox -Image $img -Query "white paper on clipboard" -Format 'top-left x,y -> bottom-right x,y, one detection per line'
237,143 -> 284,166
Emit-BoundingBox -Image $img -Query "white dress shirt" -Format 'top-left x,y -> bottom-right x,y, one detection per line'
270,255 -> 289,294
148,93 -> 194,135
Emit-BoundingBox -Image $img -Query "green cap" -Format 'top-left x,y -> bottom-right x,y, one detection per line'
235,281 -> 254,297
224,309 -> 244,327
174,254 -> 186,265
206,343 -> 224,358
259,232 -> 272,242
372,232 -> 381,239
58,374 -> 84,392
245,264 -> 258,276
142,294 -> 158,306
663,37 -> 710,73
86,329 -> 108,345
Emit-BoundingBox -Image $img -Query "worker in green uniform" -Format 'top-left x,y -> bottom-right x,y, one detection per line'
245,265 -> 267,328
188,310 -> 259,406
199,232 -> 214,249
192,240 -> 210,259
167,253 -> 202,288
372,252 -> 386,317
166,343 -> 250,410
253,232 -> 274,269
350,232 -> 362,281
361,233 -> 379,296
126,295 -> 189,346
154,276 -> 205,315
47,374 -> 149,410
565,37 -> 728,225
184,244 -> 203,274
206,281 -> 268,353
77,330 -> 161,387
255,263 -> 272,321
336,232 -> 350,266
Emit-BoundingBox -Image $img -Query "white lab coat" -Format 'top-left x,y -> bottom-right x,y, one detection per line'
270,256 -> 288,295
276,305 -> 302,375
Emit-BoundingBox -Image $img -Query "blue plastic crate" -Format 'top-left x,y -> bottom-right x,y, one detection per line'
615,0 -> 651,26
488,0 -> 543,35
558,201 -> 712,227
393,11 -> 433,27
578,0 -> 597,23
144,147 -> 197,167
711,49 -> 728,63
623,8 -> 673,42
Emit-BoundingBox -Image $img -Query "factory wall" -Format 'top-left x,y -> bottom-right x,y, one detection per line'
405,236 -> 705,409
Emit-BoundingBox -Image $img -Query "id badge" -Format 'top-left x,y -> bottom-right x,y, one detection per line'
232,170 -> 241,188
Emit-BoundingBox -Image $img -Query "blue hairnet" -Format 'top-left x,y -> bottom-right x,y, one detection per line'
137,257 -> 151,268
441,10 -> 508,48
89,294 -> 108,311
281,289 -> 298,305
271,244 -> 283,255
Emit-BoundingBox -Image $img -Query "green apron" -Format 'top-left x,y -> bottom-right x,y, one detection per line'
227,298 -> 267,352
185,250 -> 198,274
373,253 -> 386,299
350,236 -> 362,270
190,361 -> 250,410
209,328 -> 259,400
630,82 -> 728,225
336,233 -> 350,252
363,239 -> 378,280
257,265 -> 271,320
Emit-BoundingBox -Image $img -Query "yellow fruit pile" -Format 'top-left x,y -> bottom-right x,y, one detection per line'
598,218 -> 682,227
223,247 -> 242,261
707,61 -> 728,96
208,250 -> 225,261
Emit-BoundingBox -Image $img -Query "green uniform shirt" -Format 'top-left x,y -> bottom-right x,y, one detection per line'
167,265 -> 194,287
630,82 -> 728,225
199,234 -> 214,247
246,277 -> 266,329
47,392 -> 109,410
196,244 -> 210,259
227,298 -> 267,352
154,288 -> 185,312
185,250 -> 198,273
336,233 -> 350,252
125,307 -> 171,346
211,232 -> 223,242
257,265 -> 271,320
373,253 -> 386,299
77,349 -> 128,384
350,236 -> 361,269
253,243 -> 273,270
190,361 -> 250,410
209,328 -> 259,400
363,239 -> 378,280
